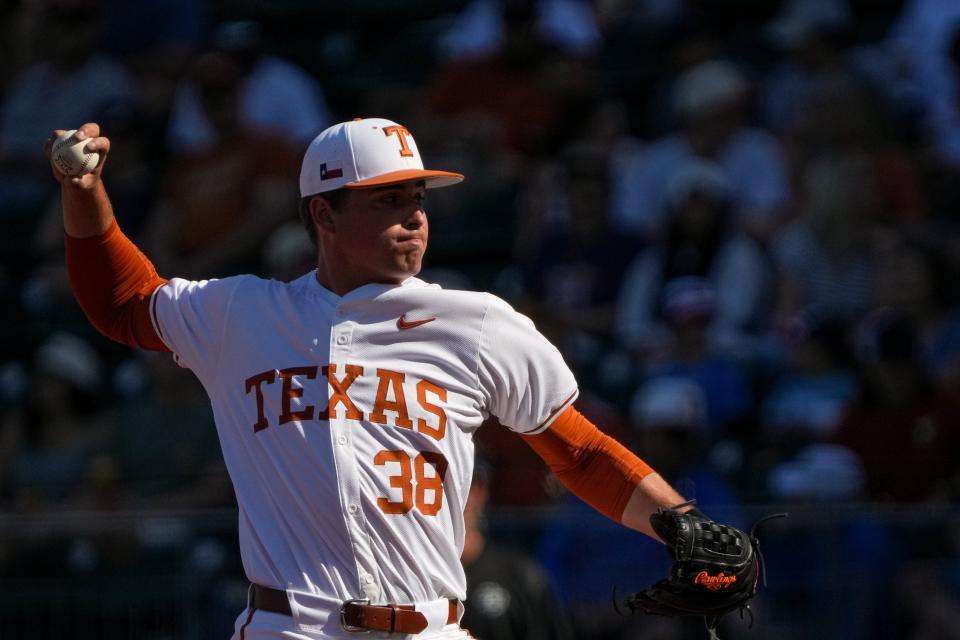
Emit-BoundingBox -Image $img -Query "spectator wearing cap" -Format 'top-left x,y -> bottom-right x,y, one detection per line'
615,158 -> 772,362
628,375 -> 745,525
2,332 -> 115,510
609,59 -> 791,242
759,0 -> 856,134
767,442 -> 865,502
261,222 -> 318,283
641,276 -> 753,432
166,20 -> 333,155
760,314 -> 858,449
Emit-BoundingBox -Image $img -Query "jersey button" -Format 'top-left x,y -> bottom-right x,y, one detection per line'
337,435 -> 347,445
335,335 -> 348,345
348,504 -> 359,514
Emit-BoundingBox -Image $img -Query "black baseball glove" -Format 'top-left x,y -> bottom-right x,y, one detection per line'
620,501 -> 785,638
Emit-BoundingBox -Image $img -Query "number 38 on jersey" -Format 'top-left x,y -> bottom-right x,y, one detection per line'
244,362 -> 452,517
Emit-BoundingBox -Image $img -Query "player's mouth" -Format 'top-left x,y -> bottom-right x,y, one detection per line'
396,235 -> 425,247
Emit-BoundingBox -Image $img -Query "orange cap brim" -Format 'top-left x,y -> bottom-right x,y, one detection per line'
345,169 -> 465,189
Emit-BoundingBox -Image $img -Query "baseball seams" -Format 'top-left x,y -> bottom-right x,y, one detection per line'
52,129 -> 99,176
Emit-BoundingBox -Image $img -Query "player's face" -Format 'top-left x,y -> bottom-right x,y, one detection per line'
334,180 -> 429,285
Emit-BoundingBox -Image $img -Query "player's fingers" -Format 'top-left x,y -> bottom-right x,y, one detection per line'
84,135 -> 109,179
69,172 -> 100,190
74,122 -> 101,141
84,136 -> 110,169
83,135 -> 110,156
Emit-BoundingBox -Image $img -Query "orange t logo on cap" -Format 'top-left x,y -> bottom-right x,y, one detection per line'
383,126 -> 415,158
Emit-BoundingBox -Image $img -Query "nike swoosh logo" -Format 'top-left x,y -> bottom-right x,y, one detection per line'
397,314 -> 437,330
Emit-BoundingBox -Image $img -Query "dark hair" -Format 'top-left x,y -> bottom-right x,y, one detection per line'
299,189 -> 349,247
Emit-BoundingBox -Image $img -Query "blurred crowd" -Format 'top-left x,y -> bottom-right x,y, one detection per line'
2,0 -> 960,638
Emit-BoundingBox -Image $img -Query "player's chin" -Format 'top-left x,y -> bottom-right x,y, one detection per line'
398,252 -> 425,276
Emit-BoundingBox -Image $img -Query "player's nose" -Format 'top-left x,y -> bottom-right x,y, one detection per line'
402,205 -> 427,229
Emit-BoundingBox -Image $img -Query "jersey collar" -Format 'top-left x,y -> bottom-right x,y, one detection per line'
303,271 -> 429,302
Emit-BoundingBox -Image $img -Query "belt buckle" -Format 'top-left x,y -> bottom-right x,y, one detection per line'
340,598 -> 372,633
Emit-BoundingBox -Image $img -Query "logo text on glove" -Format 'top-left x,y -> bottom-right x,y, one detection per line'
693,571 -> 737,591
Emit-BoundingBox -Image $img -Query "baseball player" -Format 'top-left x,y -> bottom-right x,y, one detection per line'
49,118 -> 699,639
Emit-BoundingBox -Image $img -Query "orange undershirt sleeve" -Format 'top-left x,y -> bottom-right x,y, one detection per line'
522,406 -> 654,522
64,219 -> 169,351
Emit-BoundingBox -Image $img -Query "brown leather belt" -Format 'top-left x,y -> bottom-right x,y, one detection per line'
250,584 -> 458,634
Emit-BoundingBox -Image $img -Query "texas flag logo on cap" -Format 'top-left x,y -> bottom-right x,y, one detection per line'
319,163 -> 343,180
300,117 -> 464,197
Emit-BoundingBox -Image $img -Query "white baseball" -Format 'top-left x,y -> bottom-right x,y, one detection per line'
51,129 -> 100,176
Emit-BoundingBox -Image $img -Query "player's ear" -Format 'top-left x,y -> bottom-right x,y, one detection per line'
309,195 -> 336,232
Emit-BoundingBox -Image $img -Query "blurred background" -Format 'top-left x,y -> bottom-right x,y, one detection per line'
1,0 -> 959,638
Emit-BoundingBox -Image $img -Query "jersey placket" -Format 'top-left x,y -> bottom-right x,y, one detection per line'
328,309 -> 383,602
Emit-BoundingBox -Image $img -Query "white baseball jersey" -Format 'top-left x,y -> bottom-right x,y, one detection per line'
149,272 -> 578,629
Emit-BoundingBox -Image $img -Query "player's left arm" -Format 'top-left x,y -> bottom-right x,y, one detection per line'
522,406 -> 687,541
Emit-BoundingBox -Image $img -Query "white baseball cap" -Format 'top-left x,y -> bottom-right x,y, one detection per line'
673,60 -> 748,118
630,376 -> 707,429
299,117 -> 464,197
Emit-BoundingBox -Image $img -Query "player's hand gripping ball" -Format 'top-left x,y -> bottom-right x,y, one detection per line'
51,129 -> 100,176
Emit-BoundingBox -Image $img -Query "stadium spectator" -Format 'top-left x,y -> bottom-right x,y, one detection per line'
143,51 -> 301,279
166,20 -> 333,154
609,59 -> 791,241
506,142 -> 640,376
772,151 -> 882,325
614,158 -> 772,361
436,0 -> 602,62
758,315 -> 858,477
831,310 -> 960,502
638,277 -> 753,431
760,0 -> 857,134
869,236 -> 960,388
0,1 -> 135,267
2,332 -> 113,511
423,0 -> 593,157
887,0 -> 960,172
